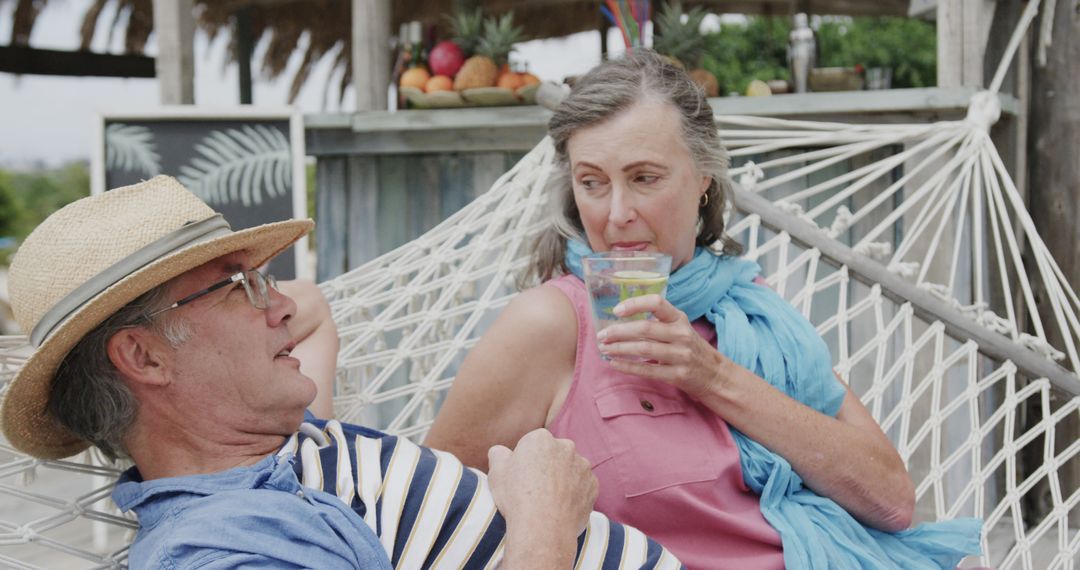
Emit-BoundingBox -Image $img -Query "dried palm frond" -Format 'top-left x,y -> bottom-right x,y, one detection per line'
77,0 -> 152,53
11,0 -> 48,46
12,0 -> 906,106
199,0 -> 349,104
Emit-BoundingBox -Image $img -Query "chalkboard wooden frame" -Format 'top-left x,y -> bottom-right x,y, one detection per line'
91,107 -> 311,280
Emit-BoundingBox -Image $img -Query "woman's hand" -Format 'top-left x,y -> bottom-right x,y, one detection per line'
599,293 -> 915,532
596,293 -> 731,400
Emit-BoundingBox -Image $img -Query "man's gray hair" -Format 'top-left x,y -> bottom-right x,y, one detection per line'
49,283 -> 192,461
530,50 -> 741,283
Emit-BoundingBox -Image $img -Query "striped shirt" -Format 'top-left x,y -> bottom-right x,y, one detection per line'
281,419 -> 684,569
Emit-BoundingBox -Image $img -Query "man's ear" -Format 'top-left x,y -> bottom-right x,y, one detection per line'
107,328 -> 171,387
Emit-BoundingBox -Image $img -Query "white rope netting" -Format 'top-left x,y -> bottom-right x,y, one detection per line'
0,133 -> 1076,569
316,135 -> 1078,569
0,1 -> 1076,567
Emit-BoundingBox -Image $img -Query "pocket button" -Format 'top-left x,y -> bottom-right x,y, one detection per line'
640,399 -> 654,412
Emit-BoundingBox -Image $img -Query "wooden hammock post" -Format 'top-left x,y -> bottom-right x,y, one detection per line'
352,0 -> 391,112
1028,0 -> 1080,527
152,0 -> 195,105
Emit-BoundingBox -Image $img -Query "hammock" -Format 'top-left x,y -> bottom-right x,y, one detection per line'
0,2 -> 1077,568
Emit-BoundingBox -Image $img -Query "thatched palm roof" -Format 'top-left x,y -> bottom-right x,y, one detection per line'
6,0 -> 912,103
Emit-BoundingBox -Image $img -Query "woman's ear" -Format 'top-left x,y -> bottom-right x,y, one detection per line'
107,327 -> 172,387
700,175 -> 712,197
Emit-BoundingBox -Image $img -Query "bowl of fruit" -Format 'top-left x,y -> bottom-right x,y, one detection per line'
398,10 -> 541,109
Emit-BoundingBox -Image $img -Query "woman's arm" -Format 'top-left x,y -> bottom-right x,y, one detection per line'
424,286 -> 578,471
599,294 -> 915,532
278,279 -> 339,419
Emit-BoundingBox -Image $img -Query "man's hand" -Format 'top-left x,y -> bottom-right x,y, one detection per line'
487,429 -> 598,569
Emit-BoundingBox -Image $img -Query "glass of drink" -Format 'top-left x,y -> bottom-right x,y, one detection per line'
582,252 -> 672,358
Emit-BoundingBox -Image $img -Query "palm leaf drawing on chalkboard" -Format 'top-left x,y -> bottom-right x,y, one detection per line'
105,124 -> 161,177
177,125 -> 291,207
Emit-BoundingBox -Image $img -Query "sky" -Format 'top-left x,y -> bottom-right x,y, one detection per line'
0,1 -> 715,169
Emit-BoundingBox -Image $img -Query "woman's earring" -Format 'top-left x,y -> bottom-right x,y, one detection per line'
700,192 -> 710,208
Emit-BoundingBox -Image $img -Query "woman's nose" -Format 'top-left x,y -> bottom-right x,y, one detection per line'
608,186 -> 637,226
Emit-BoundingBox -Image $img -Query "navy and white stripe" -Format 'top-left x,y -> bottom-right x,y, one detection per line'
278,420 -> 683,569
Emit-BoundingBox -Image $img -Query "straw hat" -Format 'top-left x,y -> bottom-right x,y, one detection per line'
3,176 -> 313,459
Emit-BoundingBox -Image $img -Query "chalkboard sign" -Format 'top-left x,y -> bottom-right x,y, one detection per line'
92,108 -> 310,280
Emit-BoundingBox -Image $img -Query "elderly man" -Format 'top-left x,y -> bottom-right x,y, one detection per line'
3,177 -> 681,568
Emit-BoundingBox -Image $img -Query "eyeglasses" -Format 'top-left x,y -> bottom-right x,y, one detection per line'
144,269 -> 278,321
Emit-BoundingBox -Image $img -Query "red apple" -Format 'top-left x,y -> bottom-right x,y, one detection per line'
429,40 -> 465,78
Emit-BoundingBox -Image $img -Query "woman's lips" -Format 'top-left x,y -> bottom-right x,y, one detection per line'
610,242 -> 649,251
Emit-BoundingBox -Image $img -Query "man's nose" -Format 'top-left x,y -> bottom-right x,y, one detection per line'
265,286 -> 296,326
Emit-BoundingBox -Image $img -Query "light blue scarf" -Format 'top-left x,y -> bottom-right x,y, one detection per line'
567,241 -> 983,569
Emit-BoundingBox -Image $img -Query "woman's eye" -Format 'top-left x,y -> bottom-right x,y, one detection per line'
580,178 -> 602,190
635,174 -> 659,184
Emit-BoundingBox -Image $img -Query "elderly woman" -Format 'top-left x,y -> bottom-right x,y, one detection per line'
426,51 -> 980,569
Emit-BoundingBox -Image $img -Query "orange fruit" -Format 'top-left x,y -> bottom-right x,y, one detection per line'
425,75 -> 454,93
400,66 -> 430,90
496,72 -> 524,90
520,72 -> 540,86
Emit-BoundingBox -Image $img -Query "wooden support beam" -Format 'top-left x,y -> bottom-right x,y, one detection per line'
236,6 -> 254,104
0,45 -> 155,78
1028,0 -> 1080,525
353,0 -> 391,111
153,0 -> 195,104
937,0 -> 998,87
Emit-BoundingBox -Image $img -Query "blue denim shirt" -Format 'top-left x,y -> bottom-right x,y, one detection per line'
112,451 -> 390,569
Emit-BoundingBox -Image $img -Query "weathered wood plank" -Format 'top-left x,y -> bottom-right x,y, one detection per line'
438,154 -> 472,221
375,156 -> 409,255
151,0 -> 194,104
347,156 -> 379,270
406,156 -> 441,241
350,106 -> 552,132
305,89 -> 1023,158
1027,0 -> 1080,526
471,153 -> 509,200
316,157 -> 350,282
352,0 -> 390,112
307,128 -> 548,156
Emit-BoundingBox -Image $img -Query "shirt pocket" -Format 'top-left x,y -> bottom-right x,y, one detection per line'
594,386 -> 724,498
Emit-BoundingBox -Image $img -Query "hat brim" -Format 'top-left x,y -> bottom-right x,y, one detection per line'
2,218 -> 313,459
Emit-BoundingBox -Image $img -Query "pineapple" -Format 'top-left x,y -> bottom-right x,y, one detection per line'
455,11 -> 526,91
447,7 -> 484,57
454,56 -> 499,90
652,2 -> 707,69
654,3 -> 719,96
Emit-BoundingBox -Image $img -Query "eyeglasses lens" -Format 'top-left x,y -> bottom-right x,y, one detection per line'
241,270 -> 275,310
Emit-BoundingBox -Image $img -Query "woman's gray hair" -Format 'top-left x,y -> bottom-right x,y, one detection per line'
49,283 -> 192,461
530,50 -> 741,283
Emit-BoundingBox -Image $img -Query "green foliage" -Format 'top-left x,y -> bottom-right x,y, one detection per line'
816,17 -> 937,88
700,16 -> 936,95
702,17 -> 791,96
0,163 -> 90,262
0,176 -> 22,239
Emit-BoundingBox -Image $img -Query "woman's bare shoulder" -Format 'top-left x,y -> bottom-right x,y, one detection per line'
497,283 -> 579,338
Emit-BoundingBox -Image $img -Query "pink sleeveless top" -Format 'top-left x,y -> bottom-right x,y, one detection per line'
545,274 -> 785,570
